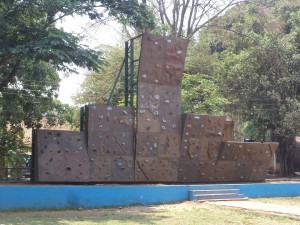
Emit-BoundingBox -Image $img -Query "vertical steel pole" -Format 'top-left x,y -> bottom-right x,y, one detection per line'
130,39 -> 135,107
80,106 -> 84,131
125,41 -> 129,107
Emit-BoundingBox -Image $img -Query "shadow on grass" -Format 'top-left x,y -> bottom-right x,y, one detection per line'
0,203 -> 299,225
0,206 -> 172,225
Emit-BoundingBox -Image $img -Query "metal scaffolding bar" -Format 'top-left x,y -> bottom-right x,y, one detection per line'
130,38 -> 135,107
107,58 -> 125,104
124,41 -> 129,107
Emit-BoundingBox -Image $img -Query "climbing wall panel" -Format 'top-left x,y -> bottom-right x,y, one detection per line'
137,83 -> 181,133
85,105 -> 135,182
85,105 -> 134,132
138,33 -> 188,86
135,33 -> 188,182
178,113 -> 278,182
34,130 -> 89,182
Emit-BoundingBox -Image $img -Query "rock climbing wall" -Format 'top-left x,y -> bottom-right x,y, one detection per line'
33,33 -> 279,183
135,33 -> 188,182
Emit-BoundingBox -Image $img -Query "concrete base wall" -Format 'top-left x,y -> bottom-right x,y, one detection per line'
1,183 -> 300,210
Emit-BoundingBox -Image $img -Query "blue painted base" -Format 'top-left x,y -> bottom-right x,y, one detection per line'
1,183 -> 300,210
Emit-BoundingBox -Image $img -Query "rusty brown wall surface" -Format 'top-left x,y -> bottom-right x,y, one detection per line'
85,105 -> 135,181
34,130 -> 89,182
178,113 -> 278,182
85,105 -> 134,132
138,33 -> 189,86
34,33 -> 279,183
135,33 -> 188,182
35,105 -> 135,182
179,114 -> 231,182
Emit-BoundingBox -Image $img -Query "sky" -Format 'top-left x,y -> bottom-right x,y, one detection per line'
57,16 -> 121,106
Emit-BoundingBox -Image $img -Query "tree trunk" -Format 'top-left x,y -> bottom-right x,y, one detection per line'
277,136 -> 294,176
0,156 -> 6,180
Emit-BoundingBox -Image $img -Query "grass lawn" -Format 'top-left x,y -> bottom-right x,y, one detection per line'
0,201 -> 299,225
250,196 -> 300,207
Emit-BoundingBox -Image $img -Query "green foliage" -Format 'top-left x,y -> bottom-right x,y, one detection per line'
182,33 -> 229,115
101,0 -> 155,30
50,100 -> 81,130
207,0 -> 300,175
73,45 -> 125,105
0,0 -> 154,88
0,0 -> 154,169
243,121 -> 267,142
185,33 -> 220,75
182,73 -> 229,114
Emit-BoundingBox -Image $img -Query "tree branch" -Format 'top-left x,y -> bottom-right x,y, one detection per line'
0,59 -> 21,90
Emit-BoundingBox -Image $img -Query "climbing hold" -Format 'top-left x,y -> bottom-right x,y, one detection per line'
154,95 -> 160,100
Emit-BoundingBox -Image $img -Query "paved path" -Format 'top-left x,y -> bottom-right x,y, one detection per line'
211,201 -> 300,217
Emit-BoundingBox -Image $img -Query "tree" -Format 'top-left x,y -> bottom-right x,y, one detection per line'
73,45 -> 125,105
0,0 -> 155,89
182,73 -> 229,114
180,30 -> 229,114
147,0 -> 245,39
0,0 -> 155,175
206,0 -> 300,175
